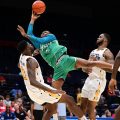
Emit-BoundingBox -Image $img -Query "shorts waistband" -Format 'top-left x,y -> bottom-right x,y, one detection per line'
56,52 -> 67,65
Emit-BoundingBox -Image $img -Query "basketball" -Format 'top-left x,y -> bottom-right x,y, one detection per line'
32,0 -> 46,14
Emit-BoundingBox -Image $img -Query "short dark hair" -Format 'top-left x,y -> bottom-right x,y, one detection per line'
17,40 -> 28,53
103,33 -> 111,43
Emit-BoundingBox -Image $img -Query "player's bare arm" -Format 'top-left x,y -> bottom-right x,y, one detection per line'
17,12 -> 40,41
27,58 -> 65,94
109,51 -> 120,93
30,11 -> 40,24
82,55 -> 112,73
104,49 -> 114,64
102,49 -> 114,72
82,57 -> 93,74
111,51 -> 120,79
32,49 -> 40,56
17,25 -> 29,39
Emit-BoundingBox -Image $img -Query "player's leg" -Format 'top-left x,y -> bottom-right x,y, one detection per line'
86,79 -> 104,120
87,100 -> 97,120
115,106 -> 120,120
80,77 -> 90,115
43,103 -> 57,120
52,78 -> 64,90
52,78 -> 66,120
52,58 -> 75,119
52,55 -> 76,90
80,98 -> 88,115
59,93 -> 86,119
75,58 -> 112,69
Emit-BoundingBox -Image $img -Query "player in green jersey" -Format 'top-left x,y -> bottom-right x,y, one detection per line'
17,12 -> 113,119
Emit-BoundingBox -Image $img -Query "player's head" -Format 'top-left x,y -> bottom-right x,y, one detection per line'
41,30 -> 51,37
96,33 -> 111,47
17,40 -> 34,55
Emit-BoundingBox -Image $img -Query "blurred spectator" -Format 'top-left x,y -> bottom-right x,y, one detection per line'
0,95 -> 4,100
1,105 -> 16,119
15,98 -> 23,106
0,97 -> 6,115
111,109 -> 116,119
0,76 -> 7,87
3,94 -> 11,106
15,96 -> 31,120
101,109 -> 112,117
46,74 -> 52,84
98,95 -> 106,106
14,103 -> 28,120
10,88 -> 22,99
10,100 -> 15,113
16,89 -> 23,98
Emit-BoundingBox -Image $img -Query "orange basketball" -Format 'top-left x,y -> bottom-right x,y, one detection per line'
32,0 -> 46,14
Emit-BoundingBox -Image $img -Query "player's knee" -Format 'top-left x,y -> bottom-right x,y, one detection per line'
63,94 -> 75,104
47,108 -> 56,115
80,105 -> 87,114
87,108 -> 94,115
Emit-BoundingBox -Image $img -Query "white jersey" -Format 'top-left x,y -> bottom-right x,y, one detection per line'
81,48 -> 108,102
89,48 -> 108,80
19,54 -> 62,105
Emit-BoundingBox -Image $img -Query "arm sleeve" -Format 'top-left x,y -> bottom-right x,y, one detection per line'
28,34 -> 56,44
27,23 -> 34,36
27,23 -> 57,48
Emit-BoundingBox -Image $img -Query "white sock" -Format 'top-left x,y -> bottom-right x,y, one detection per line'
79,115 -> 87,120
53,113 -> 58,120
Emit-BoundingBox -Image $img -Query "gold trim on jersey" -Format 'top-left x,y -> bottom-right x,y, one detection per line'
93,82 -> 101,101
20,66 -> 28,80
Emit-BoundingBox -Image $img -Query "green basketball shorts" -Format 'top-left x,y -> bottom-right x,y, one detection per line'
53,55 -> 76,81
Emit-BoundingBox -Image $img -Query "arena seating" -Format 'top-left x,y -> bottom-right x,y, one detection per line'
51,116 -> 114,120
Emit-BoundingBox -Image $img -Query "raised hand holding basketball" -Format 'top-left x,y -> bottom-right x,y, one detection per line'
31,11 -> 40,21
32,0 -> 46,14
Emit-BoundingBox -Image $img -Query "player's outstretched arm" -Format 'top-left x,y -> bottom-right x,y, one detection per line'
30,11 -> 40,24
27,58 -> 65,94
102,49 -> 114,73
111,51 -> 120,79
17,25 -> 29,39
109,51 -> 120,93
17,11 -> 40,41
27,11 -> 40,36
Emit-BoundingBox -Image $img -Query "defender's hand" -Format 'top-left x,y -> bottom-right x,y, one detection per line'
108,79 -> 117,94
17,25 -> 27,37
33,49 -> 40,56
82,67 -> 92,74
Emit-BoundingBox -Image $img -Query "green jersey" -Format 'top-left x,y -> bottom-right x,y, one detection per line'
40,40 -> 67,68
